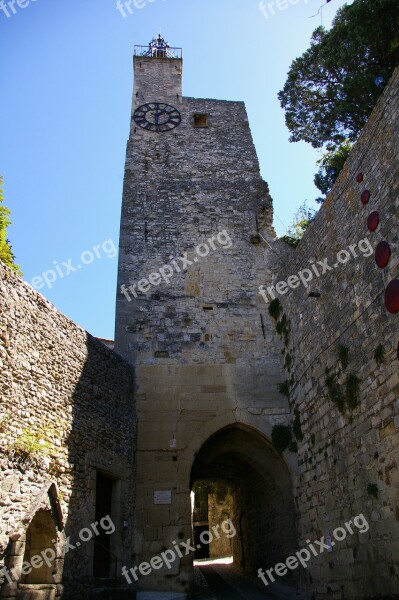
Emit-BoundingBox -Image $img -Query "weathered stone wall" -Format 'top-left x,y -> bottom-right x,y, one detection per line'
0,263 -> 136,600
269,68 -> 399,598
207,491 -> 234,559
115,52 -> 297,598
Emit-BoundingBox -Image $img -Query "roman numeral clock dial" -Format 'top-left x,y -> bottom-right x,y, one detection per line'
133,102 -> 182,133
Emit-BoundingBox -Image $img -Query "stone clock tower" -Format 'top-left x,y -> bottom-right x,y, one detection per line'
115,36 -> 295,600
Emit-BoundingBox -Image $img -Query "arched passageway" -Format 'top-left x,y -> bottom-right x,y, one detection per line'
190,425 -> 297,577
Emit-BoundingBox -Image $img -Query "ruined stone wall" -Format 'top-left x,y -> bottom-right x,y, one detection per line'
0,263 -> 136,600
270,68 -> 399,599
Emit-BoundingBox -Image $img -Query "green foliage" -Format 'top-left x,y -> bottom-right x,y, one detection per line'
325,371 -> 346,414
325,368 -> 361,413
0,176 -> 21,275
326,374 -> 345,414
2,414 -> 64,471
367,483 -> 379,499
345,373 -> 361,410
337,344 -> 350,370
314,141 -> 353,203
268,298 -> 282,320
288,441 -> 298,453
280,202 -> 316,248
276,314 -> 290,346
278,0 -> 399,149
374,344 -> 386,365
284,353 -> 292,371
280,235 -> 301,249
275,321 -> 284,335
271,425 -> 293,454
13,425 -> 58,460
292,409 -> 304,441
278,380 -> 290,399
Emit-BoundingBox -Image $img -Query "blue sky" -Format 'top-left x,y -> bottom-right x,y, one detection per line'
0,0 -> 351,339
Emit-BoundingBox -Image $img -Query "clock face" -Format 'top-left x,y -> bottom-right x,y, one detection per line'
133,102 -> 181,133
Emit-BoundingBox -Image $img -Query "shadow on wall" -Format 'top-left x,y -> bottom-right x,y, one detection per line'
0,295 -> 136,600
62,336 -> 136,600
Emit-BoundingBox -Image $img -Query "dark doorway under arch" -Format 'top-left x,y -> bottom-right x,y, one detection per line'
190,425 -> 297,577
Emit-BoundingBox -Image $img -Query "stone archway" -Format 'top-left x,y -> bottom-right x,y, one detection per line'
0,483 -> 65,600
20,509 -> 57,585
190,424 -> 297,576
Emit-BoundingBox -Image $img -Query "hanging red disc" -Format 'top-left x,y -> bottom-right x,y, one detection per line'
361,190 -> 370,205
367,212 -> 379,232
384,280 -> 399,314
356,173 -> 364,183
375,241 -> 391,268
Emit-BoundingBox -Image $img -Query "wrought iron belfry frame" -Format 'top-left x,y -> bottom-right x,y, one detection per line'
134,34 -> 182,59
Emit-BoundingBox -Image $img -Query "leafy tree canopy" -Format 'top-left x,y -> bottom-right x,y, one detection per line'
0,177 -> 21,274
278,0 -> 399,149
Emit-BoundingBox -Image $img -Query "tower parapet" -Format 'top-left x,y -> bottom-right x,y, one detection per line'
134,34 -> 183,59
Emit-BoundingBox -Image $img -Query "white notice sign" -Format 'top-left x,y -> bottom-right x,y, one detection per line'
154,490 -> 172,505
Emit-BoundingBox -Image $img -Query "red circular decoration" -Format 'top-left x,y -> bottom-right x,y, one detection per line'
367,211 -> 379,232
375,241 -> 391,268
356,173 -> 364,183
385,280 -> 399,314
361,190 -> 371,205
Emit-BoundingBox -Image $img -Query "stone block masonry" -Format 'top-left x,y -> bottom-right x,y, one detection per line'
115,49 -> 297,598
0,262 -> 136,600
270,67 -> 399,599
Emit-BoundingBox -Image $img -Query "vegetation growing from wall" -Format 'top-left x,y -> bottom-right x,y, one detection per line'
345,373 -> 361,410
271,425 -> 294,454
374,344 -> 386,365
367,483 -> 379,499
278,380 -> 290,399
292,409 -> 304,442
280,203 -> 316,248
1,410 -> 61,471
324,346 -> 362,414
337,344 -> 350,370
268,298 -> 282,320
272,408 -> 304,454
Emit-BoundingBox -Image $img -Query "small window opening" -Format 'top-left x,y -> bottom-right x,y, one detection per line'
194,114 -> 209,128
